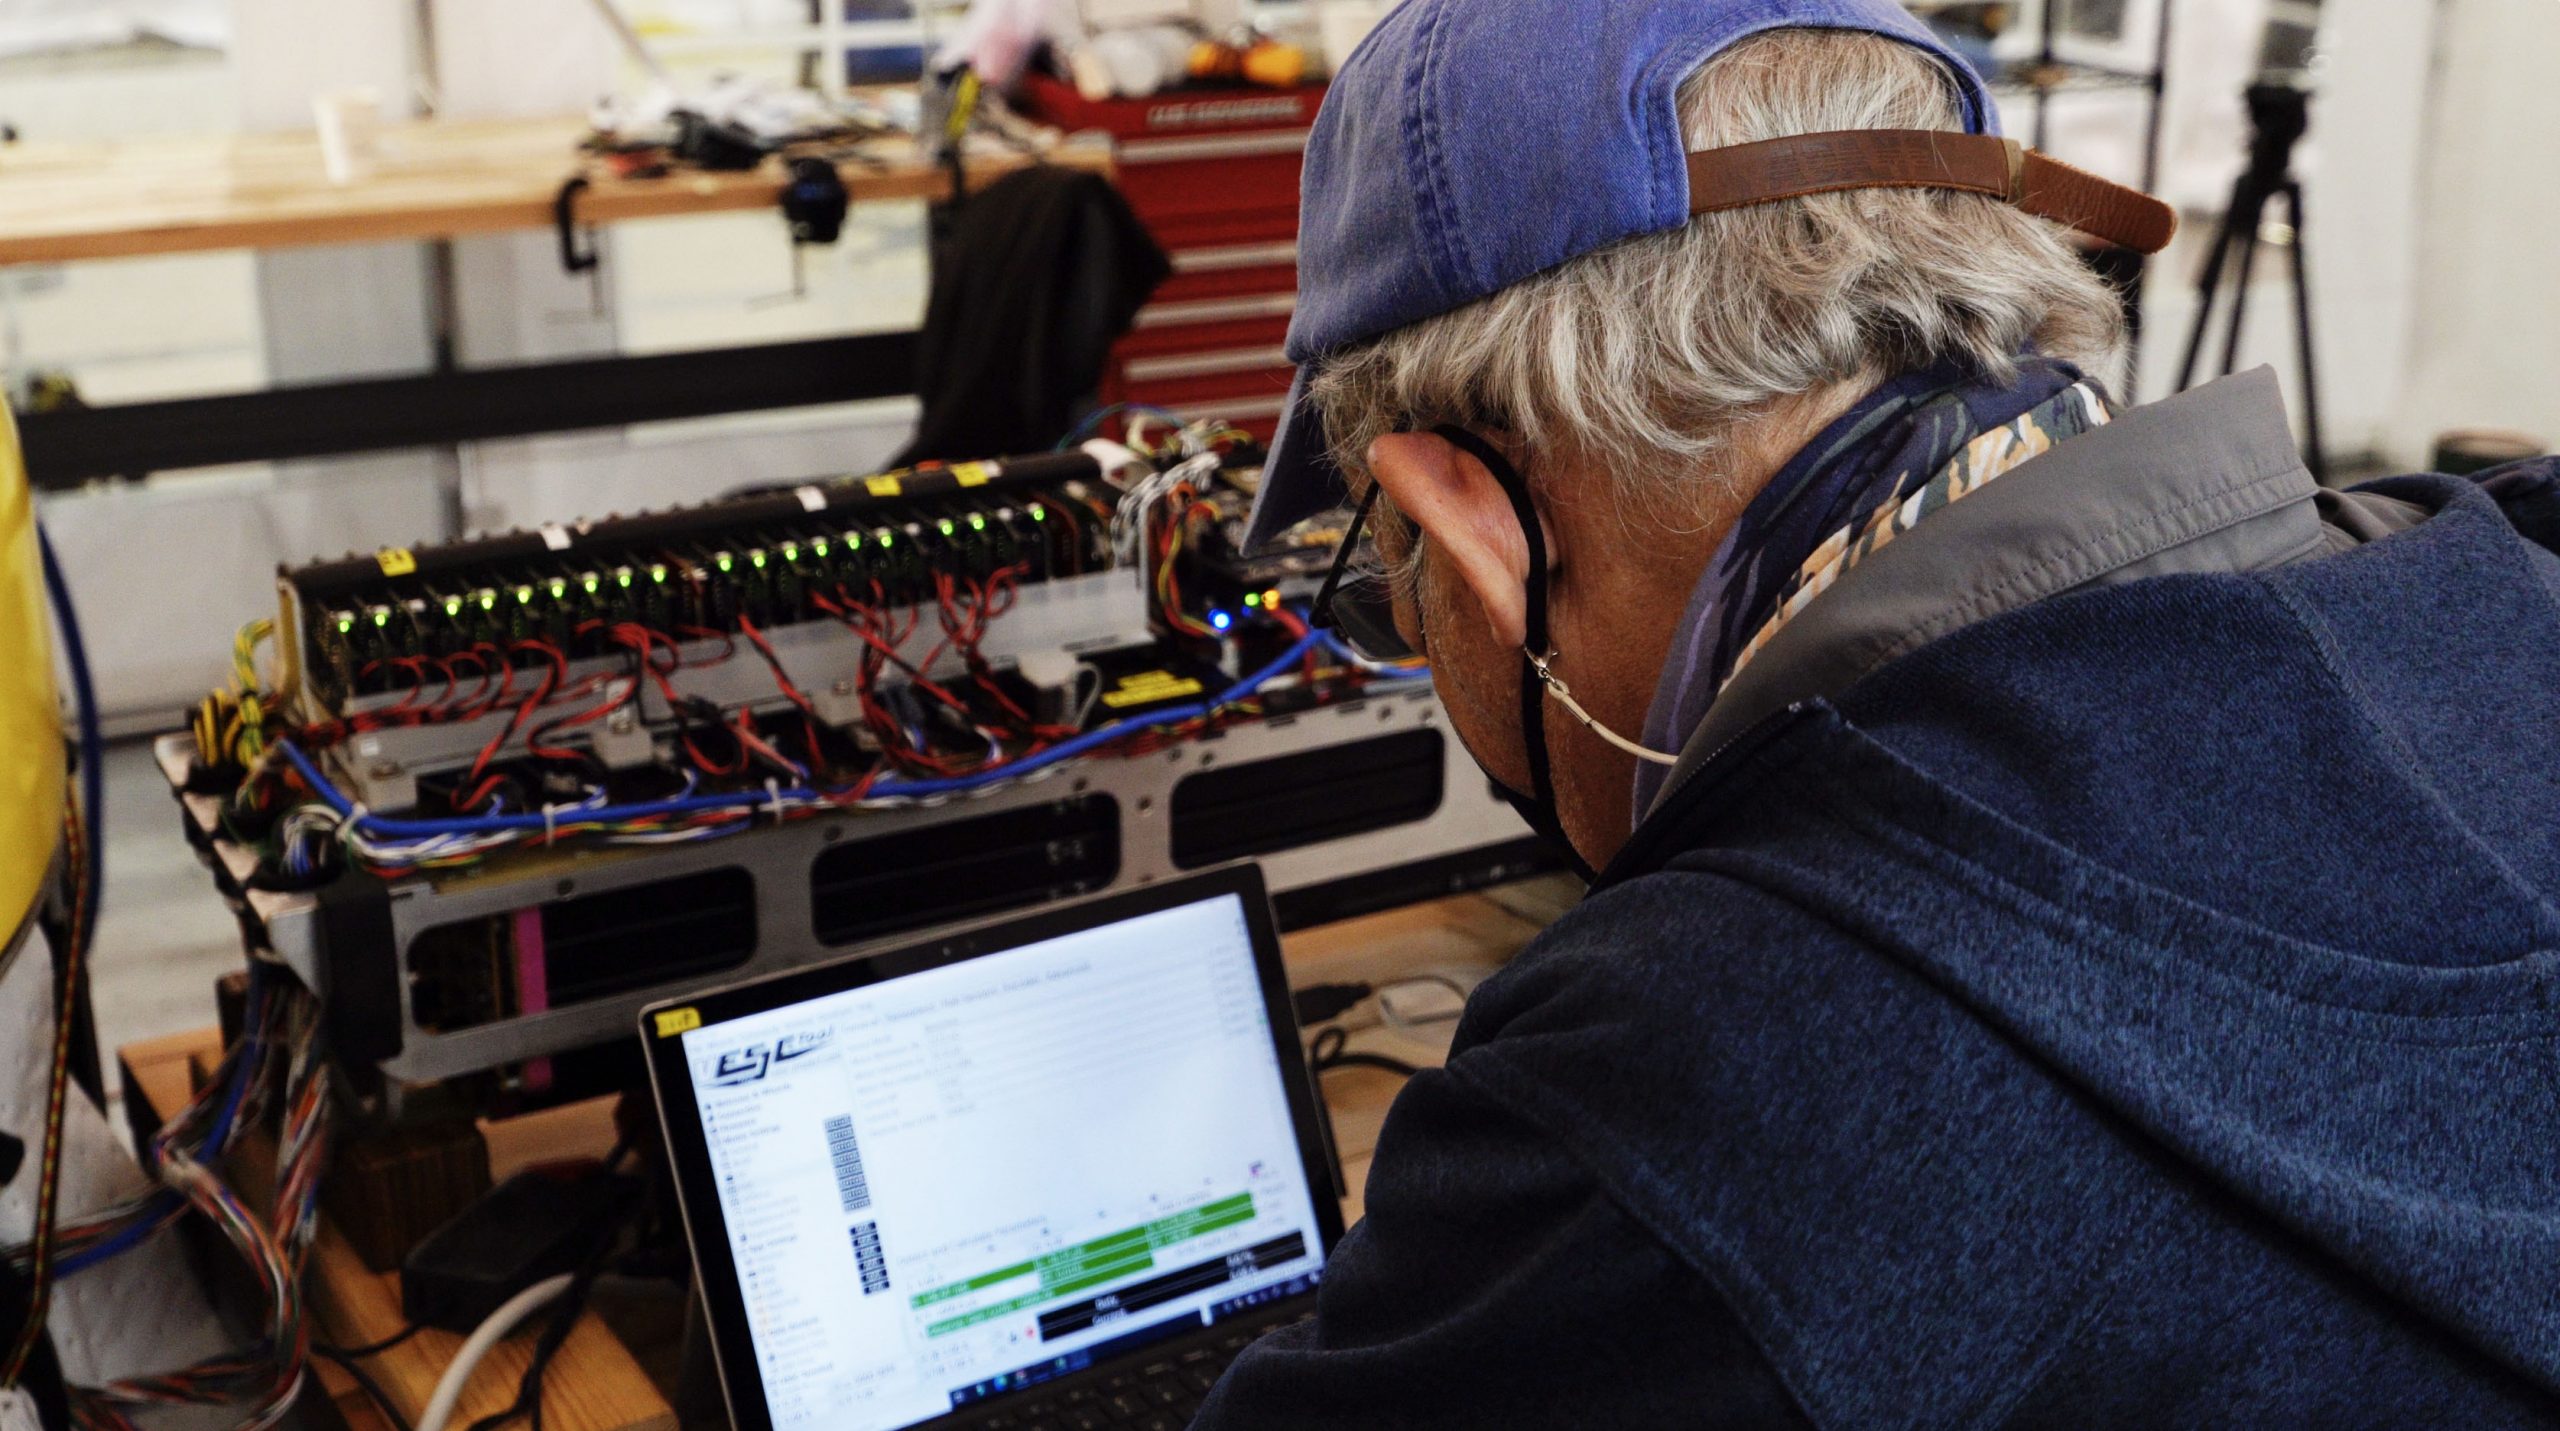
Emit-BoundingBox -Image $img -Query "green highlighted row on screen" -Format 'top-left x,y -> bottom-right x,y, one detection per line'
913,1192 -> 1258,1335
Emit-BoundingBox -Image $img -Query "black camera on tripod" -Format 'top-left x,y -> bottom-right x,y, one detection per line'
2175,2 -> 2329,480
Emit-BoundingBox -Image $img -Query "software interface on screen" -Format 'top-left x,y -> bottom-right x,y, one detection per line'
679,895 -> 1328,1431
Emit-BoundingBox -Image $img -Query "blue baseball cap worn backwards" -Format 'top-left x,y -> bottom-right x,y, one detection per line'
1244,0 -> 2001,550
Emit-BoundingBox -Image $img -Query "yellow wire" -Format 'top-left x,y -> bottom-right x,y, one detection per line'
224,618 -> 283,765
945,70 -> 982,144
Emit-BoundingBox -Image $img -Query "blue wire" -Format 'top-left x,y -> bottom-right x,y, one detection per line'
54,967 -> 270,1280
36,523 -> 103,956
283,631 -> 1330,840
52,1198 -> 179,1278
1058,402 -> 1187,450
198,966 -> 268,1153
276,628 -> 1389,847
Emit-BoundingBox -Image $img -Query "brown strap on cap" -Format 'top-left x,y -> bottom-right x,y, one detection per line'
1685,130 -> 2178,255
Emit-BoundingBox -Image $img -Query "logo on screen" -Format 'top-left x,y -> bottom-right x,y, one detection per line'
709,1028 -> 833,1086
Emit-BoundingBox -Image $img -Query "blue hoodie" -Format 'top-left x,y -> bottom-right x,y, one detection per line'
1194,372 -> 2560,1428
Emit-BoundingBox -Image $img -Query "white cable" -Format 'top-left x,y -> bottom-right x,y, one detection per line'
415,1273 -> 576,1431
1526,652 -> 1680,766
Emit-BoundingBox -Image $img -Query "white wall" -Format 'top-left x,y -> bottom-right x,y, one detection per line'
2391,0 -> 2560,462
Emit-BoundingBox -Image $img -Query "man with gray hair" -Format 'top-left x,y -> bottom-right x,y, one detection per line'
1197,0 -> 2560,1424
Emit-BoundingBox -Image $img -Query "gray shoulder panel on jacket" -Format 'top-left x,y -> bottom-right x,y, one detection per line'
1659,367 -> 2318,809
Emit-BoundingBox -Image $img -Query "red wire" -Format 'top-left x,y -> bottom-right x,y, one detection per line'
458,639 -> 565,804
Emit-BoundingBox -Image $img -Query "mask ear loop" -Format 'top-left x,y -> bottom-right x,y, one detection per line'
1429,428 -> 1679,768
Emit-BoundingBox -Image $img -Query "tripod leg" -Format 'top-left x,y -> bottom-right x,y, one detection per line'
2177,193 -> 2248,393
2283,181 -> 2328,483
2218,186 -> 2269,379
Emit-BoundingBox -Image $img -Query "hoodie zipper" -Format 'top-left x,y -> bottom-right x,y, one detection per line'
1592,700 -> 1825,891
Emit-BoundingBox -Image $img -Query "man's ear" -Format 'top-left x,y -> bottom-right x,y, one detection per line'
1366,432 -> 1547,650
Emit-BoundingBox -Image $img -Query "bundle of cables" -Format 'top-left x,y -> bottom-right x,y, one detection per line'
263,618 -> 1349,877
217,579 -> 1422,879
2,963 -> 332,1431
190,619 -> 293,777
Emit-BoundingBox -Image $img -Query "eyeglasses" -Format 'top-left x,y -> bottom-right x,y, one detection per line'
1307,483 -> 1421,664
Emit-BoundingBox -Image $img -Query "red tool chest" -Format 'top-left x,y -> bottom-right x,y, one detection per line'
1017,73 -> 1327,441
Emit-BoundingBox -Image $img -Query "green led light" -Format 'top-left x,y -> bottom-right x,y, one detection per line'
1244,592 -> 1261,609
515,586 -> 534,605
547,578 -> 567,598
443,597 -> 462,617
336,618 -> 355,635
781,542 -> 799,561
879,532 -> 895,548
582,576 -> 599,595
1029,503 -> 1047,522
813,538 -> 832,557
968,513 -> 986,532
846,531 -> 863,550
750,551 -> 767,570
937,518 -> 956,536
650,564 -> 669,584
716,554 -> 734,573
372,609 -> 390,627
479,591 -> 497,611
617,569 -> 633,589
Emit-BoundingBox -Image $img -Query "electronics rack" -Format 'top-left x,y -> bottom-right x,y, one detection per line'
167,434 -> 1547,1107
159,701 -> 1538,1095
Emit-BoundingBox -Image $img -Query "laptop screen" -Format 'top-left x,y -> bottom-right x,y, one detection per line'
667,889 -> 1331,1431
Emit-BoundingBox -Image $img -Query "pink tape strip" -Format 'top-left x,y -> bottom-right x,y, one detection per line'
513,906 -> 553,1093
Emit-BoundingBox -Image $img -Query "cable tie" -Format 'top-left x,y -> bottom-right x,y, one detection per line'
542,802 -> 560,846
766,778 -> 786,825
336,802 -> 370,843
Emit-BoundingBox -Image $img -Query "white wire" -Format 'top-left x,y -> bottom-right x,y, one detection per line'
415,1272 -> 576,1431
1112,451 -> 1221,569
1527,652 -> 1680,766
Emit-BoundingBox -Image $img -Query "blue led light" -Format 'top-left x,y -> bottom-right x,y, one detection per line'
1209,609 -> 1233,631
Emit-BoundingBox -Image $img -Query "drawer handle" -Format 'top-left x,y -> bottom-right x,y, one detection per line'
1133,293 -> 1299,329
1169,241 -> 1302,274
1156,394 -> 1292,424
1119,131 -> 1311,164
1122,346 -> 1294,382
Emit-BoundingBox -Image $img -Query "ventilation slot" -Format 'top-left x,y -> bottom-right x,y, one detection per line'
810,796 -> 1120,947
408,867 -> 757,1032
1171,729 -> 1445,869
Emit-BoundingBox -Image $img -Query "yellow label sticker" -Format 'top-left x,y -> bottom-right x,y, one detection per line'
376,547 -> 418,577
652,1006 -> 703,1038
1101,671 -> 1205,710
952,463 -> 997,488
864,475 -> 904,498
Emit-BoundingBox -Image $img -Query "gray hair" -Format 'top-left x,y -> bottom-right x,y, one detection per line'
1306,27 -> 2128,533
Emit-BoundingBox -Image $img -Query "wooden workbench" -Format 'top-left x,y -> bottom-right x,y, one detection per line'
0,115 -> 1106,266
118,881 -> 1571,1431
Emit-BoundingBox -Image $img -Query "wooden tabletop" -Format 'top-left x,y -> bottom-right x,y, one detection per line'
0,115 -> 1107,266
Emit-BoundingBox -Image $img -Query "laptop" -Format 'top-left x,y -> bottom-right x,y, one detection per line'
641,865 -> 1346,1431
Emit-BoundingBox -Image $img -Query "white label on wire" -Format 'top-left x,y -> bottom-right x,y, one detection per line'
0,1387 -> 42,1431
795,485 -> 829,513
538,524 -> 572,552
1080,439 -> 1148,486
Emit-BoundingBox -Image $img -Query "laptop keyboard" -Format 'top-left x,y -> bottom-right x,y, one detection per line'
963,1311 -> 1312,1431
